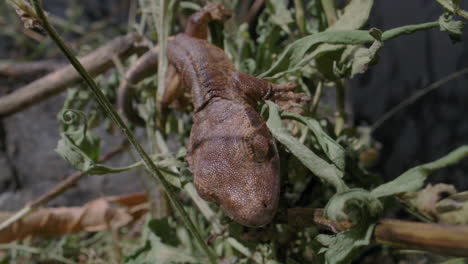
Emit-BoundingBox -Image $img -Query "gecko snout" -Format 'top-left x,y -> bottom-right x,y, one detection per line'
244,200 -> 277,227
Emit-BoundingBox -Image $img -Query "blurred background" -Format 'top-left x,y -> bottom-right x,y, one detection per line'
0,0 -> 467,210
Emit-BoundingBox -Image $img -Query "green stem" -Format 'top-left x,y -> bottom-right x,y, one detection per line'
334,80 -> 345,136
435,0 -> 468,19
31,1 -> 217,263
294,0 -> 306,36
422,146 -> 468,172
260,20 -> 441,78
320,0 -> 337,26
382,21 -> 439,41
311,81 -> 323,115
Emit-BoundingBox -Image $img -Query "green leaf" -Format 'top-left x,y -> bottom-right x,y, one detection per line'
325,188 -> 382,223
56,109 -> 173,176
254,5 -> 284,74
265,101 -> 347,192
435,0 -> 468,19
439,13 -> 465,42
259,0 -> 374,78
371,146 -> 468,198
55,134 -> 96,172
316,223 -> 375,264
259,9 -> 446,78
55,110 -> 101,172
282,112 -> 346,171
148,218 -> 180,247
342,28 -> 383,77
62,110 -> 100,158
259,30 -> 374,78
266,0 -> 294,34
125,220 -> 202,264
327,0 -> 374,31
56,133 -> 134,175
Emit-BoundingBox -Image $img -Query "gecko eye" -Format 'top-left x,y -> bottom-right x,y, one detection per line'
245,126 -> 273,163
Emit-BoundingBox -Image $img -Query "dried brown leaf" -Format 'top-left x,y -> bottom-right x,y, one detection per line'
400,183 -> 457,219
7,0 -> 42,30
0,193 -> 148,243
436,190 -> 468,225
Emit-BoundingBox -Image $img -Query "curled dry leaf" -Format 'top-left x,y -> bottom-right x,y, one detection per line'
0,192 -> 148,243
399,184 -> 457,220
7,0 -> 42,30
436,190 -> 468,225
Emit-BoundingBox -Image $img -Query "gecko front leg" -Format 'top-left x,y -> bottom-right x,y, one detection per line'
232,71 -> 310,112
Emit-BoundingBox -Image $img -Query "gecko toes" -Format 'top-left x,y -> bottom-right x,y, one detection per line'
205,3 -> 232,21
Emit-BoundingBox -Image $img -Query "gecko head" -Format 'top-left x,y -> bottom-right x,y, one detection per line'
190,107 -> 281,227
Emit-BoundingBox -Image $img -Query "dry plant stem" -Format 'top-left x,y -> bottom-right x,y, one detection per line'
0,33 -> 144,117
243,0 -> 265,24
287,208 -> 352,232
0,59 -> 65,78
287,209 -> 468,257
311,81 -> 323,115
31,143 -> 126,208
371,67 -> 468,132
375,219 -> 468,257
0,143 -> 126,232
30,1 -> 217,262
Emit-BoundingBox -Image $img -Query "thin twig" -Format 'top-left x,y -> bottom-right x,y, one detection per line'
371,67 -> 468,133
321,0 -> 338,26
0,143 -> 126,232
294,0 -> 306,36
375,219 -> 468,257
0,33 -> 146,118
311,81 -> 323,115
243,0 -> 265,24
0,59 -> 65,78
334,80 -> 346,136
287,208 -> 468,257
30,1 -> 217,262
31,143 -> 127,208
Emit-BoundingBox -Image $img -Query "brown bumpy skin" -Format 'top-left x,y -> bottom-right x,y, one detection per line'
118,3 -> 308,227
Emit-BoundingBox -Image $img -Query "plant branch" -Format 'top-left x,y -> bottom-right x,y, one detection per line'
0,142 -> 126,232
371,67 -> 468,132
320,0 -> 337,26
0,33 -> 146,118
374,219 -> 468,257
311,81 -> 323,115
287,208 -> 468,257
382,21 -> 439,41
294,0 -> 306,35
243,0 -> 265,24
0,59 -> 65,78
30,1 -> 217,262
334,80 -> 346,136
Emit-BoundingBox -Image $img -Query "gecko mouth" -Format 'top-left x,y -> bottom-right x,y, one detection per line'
221,197 -> 277,227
